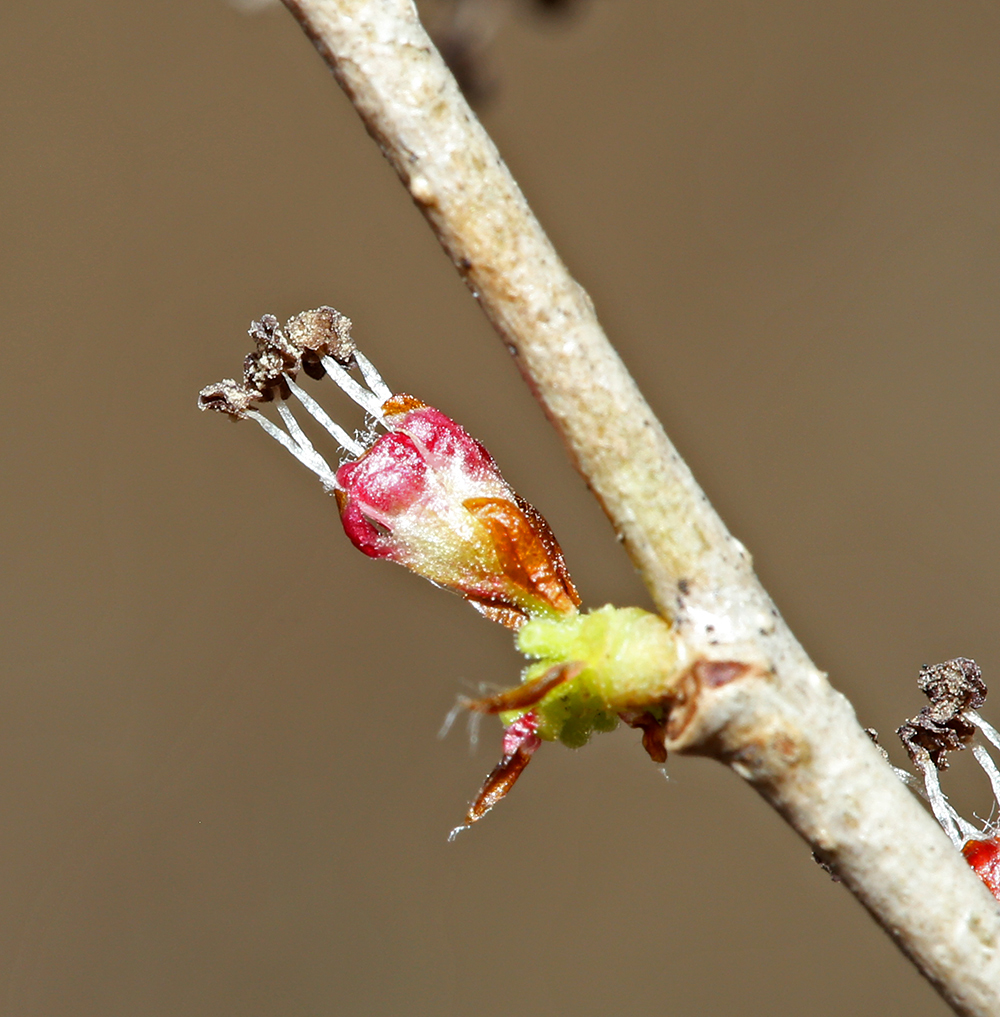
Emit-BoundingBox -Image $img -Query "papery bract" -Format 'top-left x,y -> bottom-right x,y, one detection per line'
449,712 -> 542,840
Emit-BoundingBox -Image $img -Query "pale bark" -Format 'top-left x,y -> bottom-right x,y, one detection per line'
279,1 -> 1000,1011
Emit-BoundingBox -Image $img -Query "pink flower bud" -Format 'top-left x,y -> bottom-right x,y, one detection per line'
199,314 -> 580,630
335,394 -> 579,629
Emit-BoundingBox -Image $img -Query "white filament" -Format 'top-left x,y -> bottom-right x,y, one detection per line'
246,348 -> 394,492
973,743 -> 1000,813
321,355 -> 387,420
438,700 -> 465,741
437,696 -> 483,753
970,710 -> 1000,753
354,351 -> 393,403
275,400 -> 316,456
275,402 -> 342,489
284,375 -> 364,456
892,765 -> 922,792
915,752 -> 981,848
247,410 -> 339,491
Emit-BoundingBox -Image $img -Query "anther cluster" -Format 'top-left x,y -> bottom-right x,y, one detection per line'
199,307 -> 357,418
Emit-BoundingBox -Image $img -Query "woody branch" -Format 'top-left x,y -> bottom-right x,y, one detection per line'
278,1 -> 1000,1012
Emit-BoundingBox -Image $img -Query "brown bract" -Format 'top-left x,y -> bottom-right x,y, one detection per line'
620,709 -> 669,764
461,662 -> 582,715
462,493 -> 580,628
462,746 -> 534,825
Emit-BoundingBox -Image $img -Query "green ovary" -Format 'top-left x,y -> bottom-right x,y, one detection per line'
506,605 -> 682,748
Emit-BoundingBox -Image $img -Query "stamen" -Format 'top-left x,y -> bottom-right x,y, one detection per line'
275,401 -> 316,456
466,711 -> 483,752
321,355 -> 387,420
892,765 -> 922,792
436,697 -> 484,753
284,375 -> 365,457
354,351 -> 393,403
247,410 -> 339,491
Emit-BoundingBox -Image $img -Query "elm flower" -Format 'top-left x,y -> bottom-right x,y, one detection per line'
198,307 -> 580,630
201,307 -> 686,835
896,657 -> 1000,900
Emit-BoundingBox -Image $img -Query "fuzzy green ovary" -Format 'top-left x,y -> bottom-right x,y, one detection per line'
505,605 -> 682,749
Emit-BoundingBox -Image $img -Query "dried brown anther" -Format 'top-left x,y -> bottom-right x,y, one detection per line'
286,306 -> 355,363
196,378 -> 256,419
897,657 -> 986,770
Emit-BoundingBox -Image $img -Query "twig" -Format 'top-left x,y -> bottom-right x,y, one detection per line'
277,1 -> 1000,1011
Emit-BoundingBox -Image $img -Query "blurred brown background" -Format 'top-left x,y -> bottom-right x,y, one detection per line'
2,0 -> 999,1013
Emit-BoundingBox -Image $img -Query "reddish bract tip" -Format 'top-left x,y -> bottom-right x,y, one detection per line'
334,395 -> 579,628
450,714 -> 542,840
962,837 -> 1000,900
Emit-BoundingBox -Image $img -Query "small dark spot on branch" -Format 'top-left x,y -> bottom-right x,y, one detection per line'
812,850 -> 842,882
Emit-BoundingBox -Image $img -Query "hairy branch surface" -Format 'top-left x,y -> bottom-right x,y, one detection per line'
278,1 -> 1000,1011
